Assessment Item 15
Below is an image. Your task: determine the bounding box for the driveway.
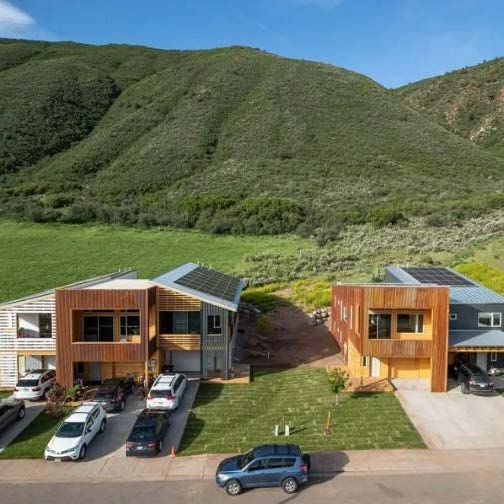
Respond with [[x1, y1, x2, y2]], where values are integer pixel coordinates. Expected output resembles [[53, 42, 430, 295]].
[[394, 379, 504, 449], [86, 379, 199, 459], [0, 398, 45, 453]]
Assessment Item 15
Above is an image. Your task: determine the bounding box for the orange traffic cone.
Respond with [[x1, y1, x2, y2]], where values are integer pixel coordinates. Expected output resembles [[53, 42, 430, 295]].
[[170, 445, 176, 458]]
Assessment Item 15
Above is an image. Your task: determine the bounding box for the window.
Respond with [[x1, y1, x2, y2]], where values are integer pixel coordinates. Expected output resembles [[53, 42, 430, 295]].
[[38, 314, 52, 338], [478, 312, 502, 328], [368, 313, 392, 339], [267, 458, 296, 468], [159, 312, 200, 334], [208, 315, 221, 334], [83, 314, 113, 342], [450, 313, 458, 321], [397, 313, 424, 333], [247, 459, 267, 472], [491, 352, 498, 362], [361, 356, 368, 367], [120, 312, 140, 339], [343, 306, 348, 322]]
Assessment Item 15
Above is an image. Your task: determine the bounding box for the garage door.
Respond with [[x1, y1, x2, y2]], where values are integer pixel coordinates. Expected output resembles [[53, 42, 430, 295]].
[[171, 351, 201, 372], [389, 358, 431, 379]]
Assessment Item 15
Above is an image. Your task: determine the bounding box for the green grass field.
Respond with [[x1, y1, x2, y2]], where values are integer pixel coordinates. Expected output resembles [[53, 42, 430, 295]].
[[0, 220, 312, 303], [0, 407, 73, 459], [0, 391, 12, 399], [178, 368, 426, 455]]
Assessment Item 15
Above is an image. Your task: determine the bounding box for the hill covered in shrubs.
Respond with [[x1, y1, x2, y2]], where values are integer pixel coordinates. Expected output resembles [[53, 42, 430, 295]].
[[0, 39, 503, 241]]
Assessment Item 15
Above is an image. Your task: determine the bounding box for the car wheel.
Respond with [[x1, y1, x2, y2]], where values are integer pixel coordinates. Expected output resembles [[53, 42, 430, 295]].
[[79, 444, 87, 460], [17, 406, 25, 420], [99, 419, 106, 434], [225, 479, 242, 496], [282, 477, 299, 494]]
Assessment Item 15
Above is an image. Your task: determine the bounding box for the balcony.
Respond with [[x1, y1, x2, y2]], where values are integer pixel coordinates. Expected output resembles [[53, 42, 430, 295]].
[[158, 334, 201, 351]]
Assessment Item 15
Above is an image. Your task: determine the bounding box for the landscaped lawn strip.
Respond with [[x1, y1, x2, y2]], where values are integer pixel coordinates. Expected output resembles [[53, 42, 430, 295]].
[[0, 391, 13, 399], [0, 406, 73, 459], [179, 368, 425, 455]]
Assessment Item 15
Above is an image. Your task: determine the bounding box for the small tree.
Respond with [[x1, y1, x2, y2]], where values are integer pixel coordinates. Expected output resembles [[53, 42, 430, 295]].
[[327, 368, 350, 406], [46, 383, 66, 418]]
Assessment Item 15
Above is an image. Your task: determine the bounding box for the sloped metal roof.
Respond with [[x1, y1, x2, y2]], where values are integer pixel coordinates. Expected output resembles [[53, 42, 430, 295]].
[[450, 329, 504, 348], [153, 262, 244, 312], [385, 266, 504, 305]]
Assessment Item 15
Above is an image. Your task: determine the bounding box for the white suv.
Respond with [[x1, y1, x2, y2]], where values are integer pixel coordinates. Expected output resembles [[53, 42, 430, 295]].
[[45, 402, 107, 461], [14, 369, 56, 401], [146, 373, 187, 410]]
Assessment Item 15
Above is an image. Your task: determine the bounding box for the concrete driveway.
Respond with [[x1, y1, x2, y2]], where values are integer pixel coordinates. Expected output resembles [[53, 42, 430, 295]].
[[394, 380, 504, 449], [86, 379, 199, 460]]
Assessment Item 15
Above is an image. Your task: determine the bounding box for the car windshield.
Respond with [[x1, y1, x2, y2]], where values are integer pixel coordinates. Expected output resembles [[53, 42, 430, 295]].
[[17, 379, 38, 387], [95, 392, 114, 400], [129, 426, 156, 442], [238, 450, 255, 468], [149, 389, 171, 398], [56, 422, 84, 438]]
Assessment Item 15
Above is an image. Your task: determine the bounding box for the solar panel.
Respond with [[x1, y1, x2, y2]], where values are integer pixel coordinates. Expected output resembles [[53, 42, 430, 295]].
[[174, 266, 241, 303], [403, 267, 473, 286]]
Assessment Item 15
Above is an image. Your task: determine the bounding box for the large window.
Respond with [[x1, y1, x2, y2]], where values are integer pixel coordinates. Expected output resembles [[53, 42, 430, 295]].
[[368, 313, 391, 339], [478, 312, 502, 328], [83, 314, 113, 342], [397, 313, 424, 333], [159, 311, 200, 334]]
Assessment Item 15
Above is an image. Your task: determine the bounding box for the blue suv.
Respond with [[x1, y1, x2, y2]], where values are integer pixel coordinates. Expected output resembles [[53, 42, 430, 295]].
[[215, 444, 310, 496]]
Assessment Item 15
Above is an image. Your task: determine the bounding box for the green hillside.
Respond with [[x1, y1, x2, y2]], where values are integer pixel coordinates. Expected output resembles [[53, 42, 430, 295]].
[[396, 57, 504, 159], [1, 39, 503, 239]]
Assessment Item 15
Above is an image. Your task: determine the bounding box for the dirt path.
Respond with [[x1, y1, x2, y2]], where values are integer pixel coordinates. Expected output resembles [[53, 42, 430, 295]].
[[243, 305, 343, 368]]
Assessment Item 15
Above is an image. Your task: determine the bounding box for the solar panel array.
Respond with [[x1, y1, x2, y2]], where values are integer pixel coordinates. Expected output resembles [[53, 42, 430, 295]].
[[403, 267, 473, 286], [174, 266, 241, 302]]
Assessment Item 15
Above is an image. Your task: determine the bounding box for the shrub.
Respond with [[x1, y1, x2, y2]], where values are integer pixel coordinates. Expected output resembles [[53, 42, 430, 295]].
[[46, 383, 66, 418], [368, 207, 407, 227]]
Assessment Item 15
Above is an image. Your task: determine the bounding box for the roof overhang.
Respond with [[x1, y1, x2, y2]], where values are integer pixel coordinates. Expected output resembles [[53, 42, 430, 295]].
[[449, 329, 504, 349]]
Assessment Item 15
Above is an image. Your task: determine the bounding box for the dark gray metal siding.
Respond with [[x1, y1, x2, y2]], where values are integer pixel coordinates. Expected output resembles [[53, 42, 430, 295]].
[[201, 302, 230, 379], [449, 303, 504, 331]]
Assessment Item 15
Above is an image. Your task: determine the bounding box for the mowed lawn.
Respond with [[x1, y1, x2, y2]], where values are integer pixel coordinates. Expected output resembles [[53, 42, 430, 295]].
[[0, 407, 73, 459], [178, 368, 426, 455], [0, 220, 312, 303]]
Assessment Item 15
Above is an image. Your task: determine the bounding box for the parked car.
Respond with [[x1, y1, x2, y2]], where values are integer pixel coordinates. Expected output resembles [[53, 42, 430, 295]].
[[146, 373, 187, 410], [215, 444, 310, 496], [44, 402, 106, 461], [94, 380, 127, 412], [457, 363, 494, 395], [101, 377, 134, 396], [0, 398, 25, 433], [13, 369, 56, 401], [125, 409, 170, 457]]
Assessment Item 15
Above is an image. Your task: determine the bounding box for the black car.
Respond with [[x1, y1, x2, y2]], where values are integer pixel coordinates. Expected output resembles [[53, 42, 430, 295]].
[[101, 377, 134, 396], [0, 398, 25, 433], [457, 363, 494, 395], [94, 381, 126, 412], [126, 409, 170, 456]]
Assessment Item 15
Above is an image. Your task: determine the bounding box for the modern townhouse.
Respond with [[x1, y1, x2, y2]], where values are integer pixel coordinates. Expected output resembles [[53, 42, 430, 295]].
[[331, 267, 504, 392], [0, 263, 244, 389]]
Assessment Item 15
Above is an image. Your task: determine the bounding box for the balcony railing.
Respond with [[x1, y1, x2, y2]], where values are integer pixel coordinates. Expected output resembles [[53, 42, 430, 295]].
[[157, 334, 201, 351]]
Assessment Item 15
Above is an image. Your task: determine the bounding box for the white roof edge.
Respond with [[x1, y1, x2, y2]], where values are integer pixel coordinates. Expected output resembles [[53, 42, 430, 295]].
[[0, 269, 137, 310]]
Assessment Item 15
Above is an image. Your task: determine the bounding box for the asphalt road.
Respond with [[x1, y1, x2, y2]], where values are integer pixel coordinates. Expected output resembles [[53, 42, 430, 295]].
[[3, 470, 504, 504]]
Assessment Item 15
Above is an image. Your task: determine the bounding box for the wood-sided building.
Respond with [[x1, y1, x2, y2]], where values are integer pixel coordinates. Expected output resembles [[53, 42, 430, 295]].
[[55, 263, 244, 388], [332, 282, 449, 392]]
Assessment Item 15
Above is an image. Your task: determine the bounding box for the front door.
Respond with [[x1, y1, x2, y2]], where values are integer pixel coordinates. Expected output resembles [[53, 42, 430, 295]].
[[370, 357, 380, 378], [88, 363, 101, 383], [242, 459, 268, 488]]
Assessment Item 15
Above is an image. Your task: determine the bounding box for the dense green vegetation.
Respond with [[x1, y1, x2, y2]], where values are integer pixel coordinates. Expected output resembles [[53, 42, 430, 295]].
[[397, 57, 504, 158], [179, 368, 425, 454], [0, 220, 311, 302], [1, 39, 503, 239]]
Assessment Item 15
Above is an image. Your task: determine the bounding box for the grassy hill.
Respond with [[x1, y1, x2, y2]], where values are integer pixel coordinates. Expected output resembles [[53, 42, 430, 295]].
[[0, 39, 504, 239], [396, 57, 504, 159]]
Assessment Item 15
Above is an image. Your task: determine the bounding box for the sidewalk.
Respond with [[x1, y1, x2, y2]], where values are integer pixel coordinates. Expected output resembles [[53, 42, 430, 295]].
[[2, 448, 504, 483]]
